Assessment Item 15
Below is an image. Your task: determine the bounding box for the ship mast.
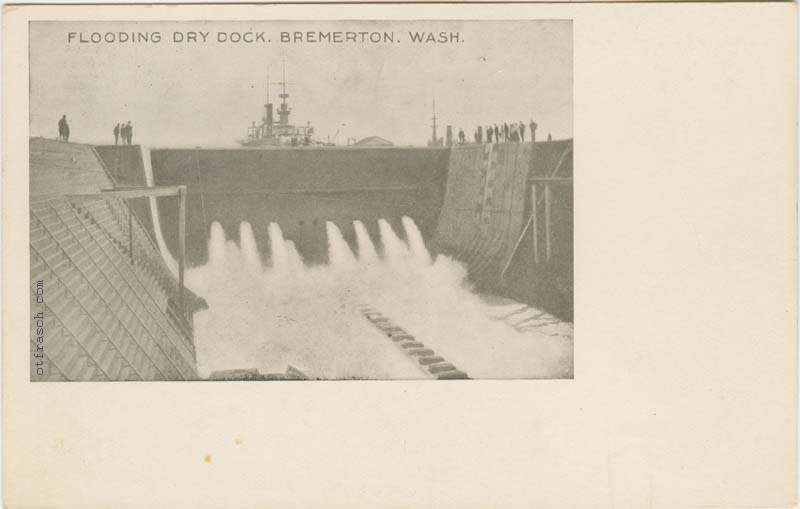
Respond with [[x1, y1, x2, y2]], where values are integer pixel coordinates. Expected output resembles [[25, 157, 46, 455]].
[[431, 98, 438, 146], [273, 58, 293, 126], [282, 58, 286, 105]]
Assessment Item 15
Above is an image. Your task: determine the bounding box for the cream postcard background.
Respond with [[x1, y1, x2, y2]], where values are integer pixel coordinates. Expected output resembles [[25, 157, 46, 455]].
[[3, 3, 797, 508]]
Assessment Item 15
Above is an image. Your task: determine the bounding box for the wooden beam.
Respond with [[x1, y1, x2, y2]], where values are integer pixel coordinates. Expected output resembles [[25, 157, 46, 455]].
[[178, 186, 187, 319], [102, 186, 185, 198], [544, 183, 552, 261], [197, 185, 421, 195], [549, 147, 573, 178], [532, 183, 539, 265], [496, 181, 546, 281], [72, 185, 420, 201], [69, 185, 185, 201]]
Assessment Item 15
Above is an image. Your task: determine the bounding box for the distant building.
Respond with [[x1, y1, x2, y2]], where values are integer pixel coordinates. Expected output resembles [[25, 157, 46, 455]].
[[353, 136, 394, 147]]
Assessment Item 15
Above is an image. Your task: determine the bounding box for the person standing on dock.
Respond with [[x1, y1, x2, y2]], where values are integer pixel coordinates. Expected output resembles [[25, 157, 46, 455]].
[[57, 115, 69, 141], [125, 121, 133, 145], [547, 132, 552, 142], [458, 128, 465, 145], [529, 120, 538, 142], [494, 124, 500, 143], [503, 122, 509, 141], [486, 125, 493, 143], [519, 121, 526, 142], [113, 123, 120, 145]]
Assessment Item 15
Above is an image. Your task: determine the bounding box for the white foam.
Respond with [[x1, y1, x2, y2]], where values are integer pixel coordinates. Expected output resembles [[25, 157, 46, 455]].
[[187, 217, 573, 379], [354, 220, 378, 264], [377, 219, 409, 264], [402, 215, 432, 266], [326, 221, 357, 267]]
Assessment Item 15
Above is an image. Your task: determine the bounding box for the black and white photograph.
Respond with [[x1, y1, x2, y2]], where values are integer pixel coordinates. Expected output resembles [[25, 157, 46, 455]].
[[29, 20, 574, 381], [6, 3, 798, 508]]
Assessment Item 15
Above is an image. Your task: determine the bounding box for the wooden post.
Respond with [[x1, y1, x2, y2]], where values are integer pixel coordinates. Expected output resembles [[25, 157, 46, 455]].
[[544, 183, 552, 261], [531, 183, 539, 265], [178, 185, 187, 318], [128, 201, 134, 264]]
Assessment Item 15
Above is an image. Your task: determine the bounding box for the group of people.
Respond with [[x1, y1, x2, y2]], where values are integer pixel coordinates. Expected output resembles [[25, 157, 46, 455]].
[[57, 115, 70, 142], [55, 116, 136, 145], [456, 120, 552, 146], [113, 122, 134, 145]]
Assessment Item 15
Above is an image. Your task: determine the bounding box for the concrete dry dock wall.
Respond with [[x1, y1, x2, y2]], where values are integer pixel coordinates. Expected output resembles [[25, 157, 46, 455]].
[[30, 137, 112, 201], [145, 147, 449, 266], [432, 140, 573, 320], [94, 141, 572, 319], [94, 145, 154, 234], [432, 142, 533, 280], [29, 138, 200, 381]]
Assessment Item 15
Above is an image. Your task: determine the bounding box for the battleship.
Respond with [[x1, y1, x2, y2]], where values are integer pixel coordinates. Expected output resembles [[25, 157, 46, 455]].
[[238, 62, 324, 147]]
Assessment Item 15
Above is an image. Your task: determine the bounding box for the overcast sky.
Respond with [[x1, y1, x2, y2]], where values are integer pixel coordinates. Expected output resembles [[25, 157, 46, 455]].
[[30, 20, 572, 147]]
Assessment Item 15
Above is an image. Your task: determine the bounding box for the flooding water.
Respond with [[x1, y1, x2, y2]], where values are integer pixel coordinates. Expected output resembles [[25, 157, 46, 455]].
[[186, 216, 573, 379]]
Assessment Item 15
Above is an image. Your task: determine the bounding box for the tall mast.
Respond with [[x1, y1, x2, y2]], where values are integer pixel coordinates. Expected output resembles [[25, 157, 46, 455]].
[[272, 58, 292, 125], [431, 98, 438, 145], [282, 58, 287, 105]]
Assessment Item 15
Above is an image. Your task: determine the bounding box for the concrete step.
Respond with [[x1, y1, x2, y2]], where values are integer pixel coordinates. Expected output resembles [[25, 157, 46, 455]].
[[428, 363, 457, 374], [30, 192, 198, 381], [418, 356, 445, 365], [60, 346, 90, 380], [34, 241, 63, 261], [88, 338, 116, 374], [436, 371, 469, 380]]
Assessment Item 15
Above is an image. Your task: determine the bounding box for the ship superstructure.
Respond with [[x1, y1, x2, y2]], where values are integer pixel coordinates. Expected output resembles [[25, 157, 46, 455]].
[[239, 61, 319, 147]]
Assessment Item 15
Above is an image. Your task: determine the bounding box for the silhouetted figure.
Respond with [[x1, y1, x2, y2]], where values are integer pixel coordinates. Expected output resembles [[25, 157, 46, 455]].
[[529, 120, 538, 142], [113, 123, 120, 145], [125, 121, 133, 145], [547, 132, 552, 142], [494, 124, 500, 143], [486, 125, 493, 143], [476, 126, 483, 144], [510, 124, 519, 142], [503, 122, 509, 141], [458, 128, 465, 144], [57, 115, 69, 141], [519, 122, 526, 142]]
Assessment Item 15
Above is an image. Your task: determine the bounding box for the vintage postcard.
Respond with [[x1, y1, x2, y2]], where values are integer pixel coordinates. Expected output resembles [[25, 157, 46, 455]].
[[27, 19, 573, 381], [3, 3, 796, 509]]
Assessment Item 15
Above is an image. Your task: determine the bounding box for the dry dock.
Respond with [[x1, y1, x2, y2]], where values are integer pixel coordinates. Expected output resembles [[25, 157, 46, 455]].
[[31, 137, 573, 381]]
